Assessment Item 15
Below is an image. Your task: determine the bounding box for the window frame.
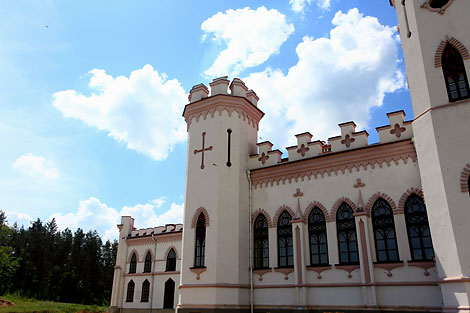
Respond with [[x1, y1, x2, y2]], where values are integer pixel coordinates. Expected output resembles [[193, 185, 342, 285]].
[[126, 280, 135, 302], [141, 279, 150, 302], [336, 202, 359, 265], [404, 194, 434, 261], [371, 198, 400, 263], [129, 253, 137, 274], [277, 211, 294, 268], [253, 214, 270, 269], [194, 213, 206, 268], [442, 44, 470, 102], [166, 248, 177, 272], [308, 207, 329, 266], [143, 252, 152, 273]]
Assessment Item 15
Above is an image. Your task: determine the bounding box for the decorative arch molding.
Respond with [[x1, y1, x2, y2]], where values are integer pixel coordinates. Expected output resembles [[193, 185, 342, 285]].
[[273, 205, 295, 226], [421, 0, 455, 15], [128, 249, 139, 263], [251, 208, 273, 228], [365, 192, 399, 216], [191, 207, 210, 228], [143, 248, 154, 261], [435, 37, 470, 68], [398, 187, 425, 213], [460, 164, 470, 193], [164, 246, 179, 259], [330, 197, 357, 222], [303, 201, 331, 223]]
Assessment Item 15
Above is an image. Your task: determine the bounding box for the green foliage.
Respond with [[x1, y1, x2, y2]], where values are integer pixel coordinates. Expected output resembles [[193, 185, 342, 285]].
[[0, 294, 107, 313], [0, 210, 118, 306]]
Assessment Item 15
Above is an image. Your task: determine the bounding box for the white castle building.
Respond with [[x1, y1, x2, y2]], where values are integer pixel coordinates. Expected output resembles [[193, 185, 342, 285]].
[[109, 1, 470, 312]]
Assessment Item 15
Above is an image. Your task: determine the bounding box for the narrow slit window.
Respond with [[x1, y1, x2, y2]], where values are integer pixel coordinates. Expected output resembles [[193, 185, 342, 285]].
[[194, 213, 206, 267], [226, 129, 232, 167]]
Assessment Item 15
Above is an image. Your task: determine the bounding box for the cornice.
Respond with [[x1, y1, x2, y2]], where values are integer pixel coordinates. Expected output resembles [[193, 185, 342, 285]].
[[182, 95, 265, 131], [251, 140, 417, 189], [127, 232, 182, 245]]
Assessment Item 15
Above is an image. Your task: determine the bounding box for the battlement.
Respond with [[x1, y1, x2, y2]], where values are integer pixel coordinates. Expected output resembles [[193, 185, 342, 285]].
[[188, 76, 259, 106], [118, 216, 183, 238], [249, 110, 413, 169]]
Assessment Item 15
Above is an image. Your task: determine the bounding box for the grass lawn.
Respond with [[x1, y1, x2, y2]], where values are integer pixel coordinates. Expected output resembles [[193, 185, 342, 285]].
[[0, 295, 107, 313]]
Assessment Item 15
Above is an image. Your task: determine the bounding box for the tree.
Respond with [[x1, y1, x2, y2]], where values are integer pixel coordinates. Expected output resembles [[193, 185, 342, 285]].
[[0, 210, 19, 294]]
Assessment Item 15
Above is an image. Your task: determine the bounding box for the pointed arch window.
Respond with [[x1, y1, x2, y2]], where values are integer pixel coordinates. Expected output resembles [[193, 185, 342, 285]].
[[308, 207, 328, 265], [166, 249, 177, 271], [129, 253, 137, 274], [277, 211, 293, 267], [126, 280, 135, 302], [442, 44, 469, 102], [194, 213, 206, 267], [372, 198, 399, 262], [405, 194, 434, 261], [254, 215, 269, 269], [336, 203, 359, 264], [141, 279, 150, 302], [144, 252, 152, 273]]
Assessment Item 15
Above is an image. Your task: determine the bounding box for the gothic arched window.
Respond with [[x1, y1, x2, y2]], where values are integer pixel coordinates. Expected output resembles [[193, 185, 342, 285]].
[[253, 214, 269, 269], [141, 279, 150, 302], [144, 251, 152, 273], [126, 280, 135, 302], [277, 211, 293, 267], [194, 213, 206, 267], [129, 253, 137, 274], [442, 44, 469, 102], [405, 194, 434, 261], [336, 203, 359, 264], [166, 249, 177, 271], [372, 198, 399, 262], [308, 207, 328, 265]]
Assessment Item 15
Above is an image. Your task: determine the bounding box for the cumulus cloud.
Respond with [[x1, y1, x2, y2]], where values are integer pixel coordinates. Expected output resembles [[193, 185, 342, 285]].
[[13, 153, 59, 179], [53, 65, 187, 161], [4, 210, 33, 227], [244, 8, 404, 148], [290, 0, 331, 12], [202, 6, 294, 77], [49, 197, 183, 241]]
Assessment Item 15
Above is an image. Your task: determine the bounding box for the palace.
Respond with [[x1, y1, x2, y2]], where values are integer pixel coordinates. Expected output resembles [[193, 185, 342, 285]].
[[109, 1, 470, 312]]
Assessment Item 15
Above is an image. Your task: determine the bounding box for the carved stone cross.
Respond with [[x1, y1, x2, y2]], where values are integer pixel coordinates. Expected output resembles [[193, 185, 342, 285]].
[[354, 178, 365, 188], [341, 134, 355, 148], [390, 123, 406, 138], [297, 144, 310, 157], [293, 188, 303, 198], [258, 152, 269, 165], [194, 132, 213, 169]]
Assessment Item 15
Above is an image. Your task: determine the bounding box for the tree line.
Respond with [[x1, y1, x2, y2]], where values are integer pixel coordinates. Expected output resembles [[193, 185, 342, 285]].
[[0, 210, 118, 306]]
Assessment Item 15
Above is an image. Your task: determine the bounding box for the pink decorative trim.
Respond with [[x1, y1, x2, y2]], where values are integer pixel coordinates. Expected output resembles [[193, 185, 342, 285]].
[[304, 201, 330, 223], [164, 246, 179, 259], [358, 220, 371, 283], [274, 267, 294, 280], [127, 233, 182, 245], [407, 261, 435, 276], [390, 123, 406, 138], [422, 0, 455, 15], [297, 144, 310, 156], [295, 226, 303, 284], [273, 205, 295, 226], [398, 188, 424, 214], [179, 283, 249, 289], [194, 132, 213, 170], [335, 264, 360, 278], [306, 265, 332, 279], [183, 95, 264, 131], [142, 248, 154, 261], [374, 262, 404, 277], [251, 140, 417, 189], [153, 271, 180, 275], [258, 152, 269, 164], [251, 208, 273, 228], [460, 164, 470, 193], [253, 268, 272, 281], [253, 281, 438, 289], [128, 249, 139, 262], [341, 134, 355, 148], [190, 267, 207, 280], [330, 197, 357, 221], [435, 37, 470, 68], [191, 207, 210, 228], [439, 276, 470, 284], [365, 192, 399, 216], [114, 265, 121, 269]]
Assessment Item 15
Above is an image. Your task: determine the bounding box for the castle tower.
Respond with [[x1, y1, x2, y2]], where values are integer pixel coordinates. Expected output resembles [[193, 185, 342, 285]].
[[390, 0, 470, 310], [178, 77, 264, 313]]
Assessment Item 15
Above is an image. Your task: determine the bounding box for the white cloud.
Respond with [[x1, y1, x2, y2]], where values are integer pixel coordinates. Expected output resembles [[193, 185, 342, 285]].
[[52, 65, 188, 161], [290, 0, 331, 13], [3, 210, 33, 227], [49, 196, 183, 241], [13, 153, 59, 179], [202, 6, 294, 77], [244, 8, 404, 149]]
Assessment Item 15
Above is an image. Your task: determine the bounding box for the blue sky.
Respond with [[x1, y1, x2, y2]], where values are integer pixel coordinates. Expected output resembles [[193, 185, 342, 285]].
[[0, 0, 412, 240]]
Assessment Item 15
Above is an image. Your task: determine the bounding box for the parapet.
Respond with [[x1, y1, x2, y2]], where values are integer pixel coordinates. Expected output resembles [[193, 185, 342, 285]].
[[127, 221, 183, 239], [249, 112, 413, 170], [188, 76, 258, 107]]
